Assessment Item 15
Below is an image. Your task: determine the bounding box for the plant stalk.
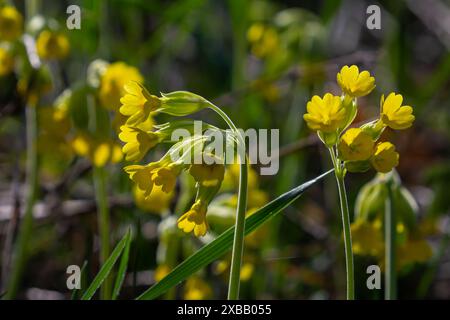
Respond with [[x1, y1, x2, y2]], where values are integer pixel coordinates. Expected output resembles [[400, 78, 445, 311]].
[[329, 148, 355, 300], [207, 102, 248, 300], [385, 180, 396, 299]]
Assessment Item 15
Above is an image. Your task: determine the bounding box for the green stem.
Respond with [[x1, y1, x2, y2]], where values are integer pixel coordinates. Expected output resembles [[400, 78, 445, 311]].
[[385, 180, 396, 299], [5, 1, 41, 298], [207, 102, 248, 300], [93, 166, 111, 299], [5, 105, 38, 299], [329, 148, 355, 300], [228, 0, 248, 90]]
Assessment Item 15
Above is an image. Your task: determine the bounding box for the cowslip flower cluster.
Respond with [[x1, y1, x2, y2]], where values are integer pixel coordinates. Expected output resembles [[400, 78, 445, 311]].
[[303, 65, 414, 174], [36, 30, 70, 60], [118, 80, 230, 237]]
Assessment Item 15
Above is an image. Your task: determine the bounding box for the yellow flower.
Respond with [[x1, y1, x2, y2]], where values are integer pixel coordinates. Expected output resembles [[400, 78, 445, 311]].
[[125, 160, 181, 196], [0, 47, 13, 76], [214, 260, 255, 282], [71, 134, 122, 167], [351, 220, 383, 256], [247, 23, 279, 58], [397, 238, 432, 270], [380, 93, 415, 130], [99, 62, 144, 110], [0, 6, 23, 41], [134, 185, 173, 214], [247, 23, 265, 43], [337, 65, 375, 97], [338, 128, 374, 161], [93, 142, 122, 167], [177, 200, 208, 237], [303, 93, 347, 133], [371, 142, 399, 173], [189, 162, 225, 187], [118, 125, 160, 161], [154, 264, 171, 282], [183, 277, 212, 300], [119, 81, 161, 126], [36, 30, 70, 60]]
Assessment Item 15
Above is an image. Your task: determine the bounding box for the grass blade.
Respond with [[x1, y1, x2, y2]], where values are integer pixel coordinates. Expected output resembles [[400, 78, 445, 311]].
[[137, 170, 332, 300], [81, 229, 131, 300], [112, 230, 132, 300]]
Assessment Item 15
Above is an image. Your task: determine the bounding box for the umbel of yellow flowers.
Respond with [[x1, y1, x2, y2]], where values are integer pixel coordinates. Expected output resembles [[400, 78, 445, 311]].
[[303, 65, 414, 174], [118, 80, 230, 237]]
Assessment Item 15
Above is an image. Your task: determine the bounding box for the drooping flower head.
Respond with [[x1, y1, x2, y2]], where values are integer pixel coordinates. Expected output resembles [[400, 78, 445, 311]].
[[177, 154, 225, 237], [183, 276, 213, 300], [370, 142, 399, 173], [133, 184, 173, 214], [303, 93, 347, 133], [36, 30, 70, 60], [380, 93, 415, 130], [247, 23, 279, 58], [397, 238, 432, 270], [118, 125, 161, 161], [0, 6, 23, 41], [99, 62, 144, 110], [351, 220, 383, 256], [177, 200, 209, 237], [337, 65, 375, 97], [124, 159, 183, 197], [338, 128, 374, 161], [189, 155, 225, 187], [119, 81, 161, 126]]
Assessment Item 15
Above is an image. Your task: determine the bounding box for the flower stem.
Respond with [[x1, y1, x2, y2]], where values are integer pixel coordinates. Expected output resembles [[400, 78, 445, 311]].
[[207, 102, 248, 300], [5, 2, 41, 297], [329, 148, 355, 300], [5, 105, 38, 299], [227, 161, 248, 299], [385, 179, 396, 299], [93, 166, 112, 299]]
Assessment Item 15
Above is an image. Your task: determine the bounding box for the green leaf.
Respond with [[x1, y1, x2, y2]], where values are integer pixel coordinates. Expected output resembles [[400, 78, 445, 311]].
[[112, 230, 132, 300], [136, 170, 333, 300], [81, 229, 131, 300]]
